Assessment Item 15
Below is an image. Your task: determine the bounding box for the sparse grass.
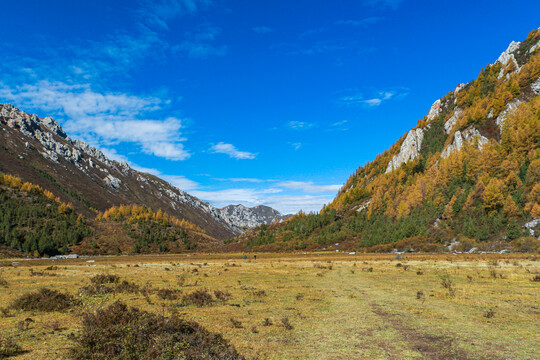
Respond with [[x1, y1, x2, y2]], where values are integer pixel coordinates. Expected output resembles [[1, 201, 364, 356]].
[[0, 252, 538, 359]]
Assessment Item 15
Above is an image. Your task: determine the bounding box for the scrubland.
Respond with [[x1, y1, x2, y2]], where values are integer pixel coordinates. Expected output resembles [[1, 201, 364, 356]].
[[0, 252, 539, 359]]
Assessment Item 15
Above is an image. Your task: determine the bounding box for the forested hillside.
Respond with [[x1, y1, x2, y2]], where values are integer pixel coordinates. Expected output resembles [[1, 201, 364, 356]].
[[234, 29, 540, 252], [0, 173, 221, 257]]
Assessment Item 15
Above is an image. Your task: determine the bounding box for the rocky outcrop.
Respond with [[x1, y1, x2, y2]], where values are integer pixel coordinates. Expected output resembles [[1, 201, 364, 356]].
[[427, 100, 442, 122], [495, 41, 521, 79], [440, 126, 488, 159], [531, 76, 540, 95], [495, 99, 522, 133], [220, 204, 289, 229], [385, 128, 424, 173], [444, 108, 462, 134], [0, 103, 243, 239]]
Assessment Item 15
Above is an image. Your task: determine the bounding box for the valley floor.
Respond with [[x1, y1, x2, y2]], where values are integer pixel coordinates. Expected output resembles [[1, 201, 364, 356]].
[[0, 253, 539, 359]]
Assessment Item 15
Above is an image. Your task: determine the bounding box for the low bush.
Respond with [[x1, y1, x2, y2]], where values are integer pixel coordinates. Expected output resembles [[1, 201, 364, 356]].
[[90, 274, 120, 285], [10, 288, 78, 312], [70, 301, 244, 360], [214, 290, 232, 302], [183, 290, 214, 307], [157, 288, 182, 300], [0, 335, 23, 357]]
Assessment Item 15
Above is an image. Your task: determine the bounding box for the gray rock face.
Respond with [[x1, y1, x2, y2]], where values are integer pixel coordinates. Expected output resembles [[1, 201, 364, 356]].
[[220, 204, 289, 229], [444, 108, 462, 134], [426, 99, 442, 122], [440, 126, 488, 159], [531, 76, 540, 95], [0, 102, 244, 237], [385, 128, 424, 173], [495, 41, 521, 76], [495, 99, 522, 132]]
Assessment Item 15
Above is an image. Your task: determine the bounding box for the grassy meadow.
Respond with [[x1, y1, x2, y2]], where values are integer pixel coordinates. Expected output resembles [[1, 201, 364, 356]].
[[0, 252, 539, 359]]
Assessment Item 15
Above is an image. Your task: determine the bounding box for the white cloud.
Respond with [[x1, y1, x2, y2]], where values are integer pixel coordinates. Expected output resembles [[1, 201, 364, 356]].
[[210, 142, 256, 159], [190, 188, 334, 214], [338, 88, 407, 108], [0, 80, 190, 161], [289, 142, 302, 150], [161, 175, 200, 191], [278, 181, 341, 194], [287, 121, 315, 130]]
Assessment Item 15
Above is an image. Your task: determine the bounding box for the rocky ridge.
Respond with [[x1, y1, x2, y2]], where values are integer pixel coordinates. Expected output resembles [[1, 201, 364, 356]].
[[0, 103, 243, 239], [220, 204, 290, 229], [384, 34, 540, 174]]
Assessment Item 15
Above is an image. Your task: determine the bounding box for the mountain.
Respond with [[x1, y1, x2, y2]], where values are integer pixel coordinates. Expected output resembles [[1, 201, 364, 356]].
[[0, 103, 243, 240], [233, 29, 540, 252], [220, 204, 290, 229]]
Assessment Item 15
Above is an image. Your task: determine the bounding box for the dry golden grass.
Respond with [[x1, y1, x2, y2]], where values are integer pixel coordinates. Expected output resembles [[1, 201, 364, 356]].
[[0, 252, 539, 359]]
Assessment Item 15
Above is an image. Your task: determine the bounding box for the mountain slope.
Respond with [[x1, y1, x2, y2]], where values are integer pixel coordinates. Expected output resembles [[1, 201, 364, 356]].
[[220, 204, 290, 229], [233, 29, 540, 252], [0, 104, 242, 240]]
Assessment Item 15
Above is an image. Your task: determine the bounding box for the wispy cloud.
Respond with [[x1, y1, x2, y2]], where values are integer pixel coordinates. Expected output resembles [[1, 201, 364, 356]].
[[173, 24, 227, 58], [0, 81, 190, 161], [140, 0, 213, 30], [278, 181, 341, 194], [330, 120, 350, 131], [253, 26, 273, 34], [191, 188, 335, 214], [338, 88, 408, 108], [335, 17, 384, 27], [287, 121, 315, 130], [289, 142, 302, 150], [161, 175, 200, 191], [210, 142, 256, 159], [215, 178, 271, 183], [364, 0, 404, 10]]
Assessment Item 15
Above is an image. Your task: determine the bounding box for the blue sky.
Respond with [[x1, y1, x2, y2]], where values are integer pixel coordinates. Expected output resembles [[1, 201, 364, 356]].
[[1, 0, 539, 214]]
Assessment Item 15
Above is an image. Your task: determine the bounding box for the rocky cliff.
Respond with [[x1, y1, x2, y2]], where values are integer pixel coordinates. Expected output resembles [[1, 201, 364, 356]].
[[0, 104, 242, 239], [220, 204, 289, 229]]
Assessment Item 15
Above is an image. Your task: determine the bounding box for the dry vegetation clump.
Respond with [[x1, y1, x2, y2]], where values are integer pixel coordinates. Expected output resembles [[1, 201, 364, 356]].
[[214, 290, 232, 302], [10, 288, 78, 312], [0, 276, 7, 288], [70, 301, 245, 360], [0, 335, 24, 357], [90, 274, 120, 285], [183, 289, 215, 307], [440, 274, 456, 297], [229, 318, 243, 329], [281, 317, 293, 330], [114, 280, 140, 293], [80, 277, 140, 296], [79, 284, 115, 296], [156, 288, 183, 300]]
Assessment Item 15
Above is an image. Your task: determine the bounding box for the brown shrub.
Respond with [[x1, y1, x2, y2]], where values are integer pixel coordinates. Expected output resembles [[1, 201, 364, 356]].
[[90, 274, 120, 285], [229, 318, 243, 329], [70, 301, 244, 360], [10, 288, 78, 312], [213, 290, 232, 302], [183, 290, 214, 307], [281, 317, 293, 330], [156, 288, 182, 300], [0, 335, 23, 357]]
